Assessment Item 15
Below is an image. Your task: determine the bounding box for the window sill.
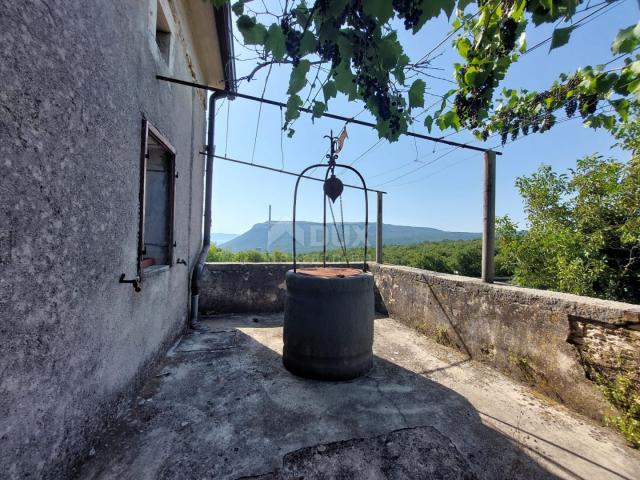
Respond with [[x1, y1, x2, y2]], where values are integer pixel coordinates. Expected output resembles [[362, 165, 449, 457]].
[[144, 265, 170, 277]]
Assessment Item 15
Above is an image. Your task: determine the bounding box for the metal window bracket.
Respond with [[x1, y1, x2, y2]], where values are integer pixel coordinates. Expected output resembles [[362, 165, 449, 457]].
[[119, 273, 141, 292]]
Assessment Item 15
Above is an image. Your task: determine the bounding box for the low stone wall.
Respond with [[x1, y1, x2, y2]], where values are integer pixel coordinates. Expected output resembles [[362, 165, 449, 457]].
[[371, 264, 640, 421], [200, 262, 640, 420], [199, 263, 348, 313]]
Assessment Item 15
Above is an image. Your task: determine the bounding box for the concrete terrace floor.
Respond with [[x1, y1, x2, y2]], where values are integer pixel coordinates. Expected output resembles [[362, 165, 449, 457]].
[[77, 314, 640, 480]]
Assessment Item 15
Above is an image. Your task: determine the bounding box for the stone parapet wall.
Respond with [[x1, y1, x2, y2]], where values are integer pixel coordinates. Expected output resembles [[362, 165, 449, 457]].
[[199, 263, 349, 313], [201, 262, 640, 420], [370, 264, 640, 421]]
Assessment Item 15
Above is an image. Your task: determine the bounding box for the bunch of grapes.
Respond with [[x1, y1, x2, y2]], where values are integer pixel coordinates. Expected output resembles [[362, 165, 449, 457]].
[[499, 18, 518, 52], [564, 96, 577, 118], [392, 0, 424, 30], [500, 127, 509, 145], [578, 93, 598, 118], [285, 31, 302, 63], [540, 111, 555, 132], [510, 119, 520, 141]]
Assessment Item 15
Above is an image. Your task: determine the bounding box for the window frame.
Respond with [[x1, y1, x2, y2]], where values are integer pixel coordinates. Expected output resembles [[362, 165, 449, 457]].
[[138, 118, 176, 280]]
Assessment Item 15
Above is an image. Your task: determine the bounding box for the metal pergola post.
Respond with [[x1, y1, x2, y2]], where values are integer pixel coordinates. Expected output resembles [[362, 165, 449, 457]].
[[481, 150, 496, 283], [376, 192, 383, 264]]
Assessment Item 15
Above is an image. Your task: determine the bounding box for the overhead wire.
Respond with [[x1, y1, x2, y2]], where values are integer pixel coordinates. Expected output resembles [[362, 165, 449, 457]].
[[523, 0, 627, 55], [251, 63, 273, 164], [378, 104, 614, 189]]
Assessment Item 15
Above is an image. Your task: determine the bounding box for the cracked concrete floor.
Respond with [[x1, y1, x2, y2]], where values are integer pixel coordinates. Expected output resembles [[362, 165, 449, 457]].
[[77, 314, 640, 480]]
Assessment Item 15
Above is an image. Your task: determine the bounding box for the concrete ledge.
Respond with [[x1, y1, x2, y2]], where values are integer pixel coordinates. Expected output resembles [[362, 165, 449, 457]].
[[201, 262, 640, 421], [371, 263, 640, 326]]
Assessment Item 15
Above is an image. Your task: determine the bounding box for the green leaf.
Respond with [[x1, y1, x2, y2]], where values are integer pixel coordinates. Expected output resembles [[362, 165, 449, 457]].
[[326, 0, 349, 18], [299, 31, 317, 55], [285, 94, 302, 123], [455, 37, 471, 59], [458, 0, 474, 13], [408, 79, 426, 109], [265, 24, 286, 60], [436, 110, 461, 131], [333, 61, 357, 99], [287, 60, 311, 95], [378, 33, 402, 70], [611, 99, 630, 122], [362, 0, 394, 23], [336, 34, 354, 63], [464, 66, 488, 88], [612, 23, 640, 54], [549, 26, 575, 52], [416, 0, 456, 31], [322, 81, 338, 101], [312, 101, 326, 119], [231, 1, 244, 16], [236, 15, 267, 45], [424, 115, 434, 133]]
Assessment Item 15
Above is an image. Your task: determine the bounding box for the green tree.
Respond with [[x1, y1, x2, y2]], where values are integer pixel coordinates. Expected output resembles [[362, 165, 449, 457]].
[[497, 114, 640, 302]]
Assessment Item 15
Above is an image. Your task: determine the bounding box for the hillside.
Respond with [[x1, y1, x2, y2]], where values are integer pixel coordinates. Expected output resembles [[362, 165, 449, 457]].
[[220, 221, 480, 253]]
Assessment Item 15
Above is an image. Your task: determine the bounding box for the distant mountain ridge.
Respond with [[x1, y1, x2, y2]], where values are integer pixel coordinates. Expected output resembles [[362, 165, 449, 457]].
[[211, 233, 238, 245], [220, 221, 480, 253]]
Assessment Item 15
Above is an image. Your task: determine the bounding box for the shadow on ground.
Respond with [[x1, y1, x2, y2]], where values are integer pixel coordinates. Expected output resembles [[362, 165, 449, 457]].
[[75, 314, 574, 479]]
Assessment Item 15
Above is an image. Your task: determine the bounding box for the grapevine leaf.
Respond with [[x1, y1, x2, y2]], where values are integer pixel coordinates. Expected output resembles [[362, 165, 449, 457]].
[[379, 35, 402, 69], [333, 62, 357, 99], [299, 31, 317, 55], [416, 0, 456, 31], [312, 101, 326, 119], [265, 24, 286, 60], [231, 1, 244, 16], [612, 23, 640, 54], [549, 26, 575, 52], [231, 0, 244, 17], [424, 115, 434, 133], [610, 99, 629, 122], [326, 0, 349, 18], [458, 0, 474, 12], [236, 15, 267, 45], [336, 34, 354, 63], [393, 54, 410, 85], [322, 81, 338, 101], [285, 94, 302, 123], [287, 59, 311, 95], [455, 37, 471, 59], [436, 110, 461, 131], [291, 5, 309, 25], [362, 0, 394, 24], [408, 79, 426, 109]]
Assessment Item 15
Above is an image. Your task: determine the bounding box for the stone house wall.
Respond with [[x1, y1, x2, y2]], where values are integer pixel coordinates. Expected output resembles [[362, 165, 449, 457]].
[[0, 1, 223, 477]]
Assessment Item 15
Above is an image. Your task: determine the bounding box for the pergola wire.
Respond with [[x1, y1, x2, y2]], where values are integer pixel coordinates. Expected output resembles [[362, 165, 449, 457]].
[[156, 75, 500, 155], [202, 152, 387, 194]]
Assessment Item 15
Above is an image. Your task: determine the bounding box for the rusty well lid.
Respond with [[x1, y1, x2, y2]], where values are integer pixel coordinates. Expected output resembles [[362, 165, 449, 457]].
[[295, 267, 365, 278]]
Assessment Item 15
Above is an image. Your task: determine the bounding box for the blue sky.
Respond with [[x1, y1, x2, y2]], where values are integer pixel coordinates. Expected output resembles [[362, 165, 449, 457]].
[[211, 1, 638, 235]]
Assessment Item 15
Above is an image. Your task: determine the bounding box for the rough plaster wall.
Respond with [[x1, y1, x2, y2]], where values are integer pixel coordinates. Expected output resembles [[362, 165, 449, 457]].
[[0, 1, 208, 478], [199, 263, 640, 421]]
